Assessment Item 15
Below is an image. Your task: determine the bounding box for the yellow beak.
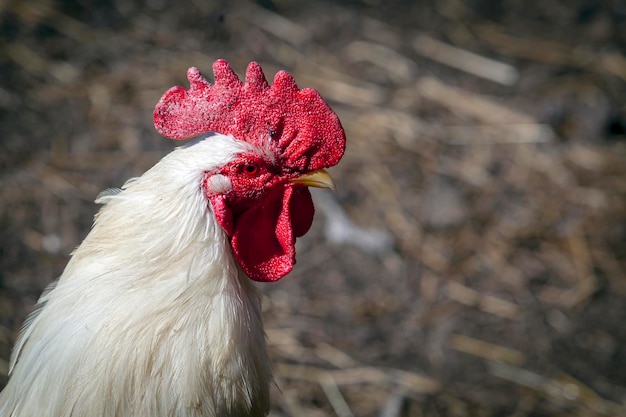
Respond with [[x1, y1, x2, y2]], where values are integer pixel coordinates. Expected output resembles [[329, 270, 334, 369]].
[[290, 169, 336, 190]]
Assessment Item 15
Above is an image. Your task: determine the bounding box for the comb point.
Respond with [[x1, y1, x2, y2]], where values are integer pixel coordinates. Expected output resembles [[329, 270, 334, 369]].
[[187, 67, 208, 90], [272, 71, 298, 94], [213, 59, 240, 87], [245, 62, 268, 90]]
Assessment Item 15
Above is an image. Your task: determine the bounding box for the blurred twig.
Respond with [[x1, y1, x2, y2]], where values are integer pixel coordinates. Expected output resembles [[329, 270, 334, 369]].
[[413, 34, 519, 85]]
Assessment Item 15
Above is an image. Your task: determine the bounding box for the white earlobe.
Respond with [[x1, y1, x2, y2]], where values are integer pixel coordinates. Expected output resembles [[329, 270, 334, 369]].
[[206, 174, 232, 194]]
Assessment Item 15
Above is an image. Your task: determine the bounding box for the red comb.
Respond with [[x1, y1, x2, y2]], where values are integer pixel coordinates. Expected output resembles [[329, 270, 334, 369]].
[[154, 60, 346, 172]]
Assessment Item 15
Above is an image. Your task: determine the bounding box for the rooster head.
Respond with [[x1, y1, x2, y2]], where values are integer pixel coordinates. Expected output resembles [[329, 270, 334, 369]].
[[153, 60, 346, 282]]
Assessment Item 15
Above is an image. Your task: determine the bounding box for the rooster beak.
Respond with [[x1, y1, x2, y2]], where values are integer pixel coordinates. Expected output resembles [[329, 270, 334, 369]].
[[290, 169, 336, 190]]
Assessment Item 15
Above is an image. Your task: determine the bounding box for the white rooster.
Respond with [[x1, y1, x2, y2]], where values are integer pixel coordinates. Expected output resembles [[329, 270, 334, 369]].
[[0, 60, 346, 417]]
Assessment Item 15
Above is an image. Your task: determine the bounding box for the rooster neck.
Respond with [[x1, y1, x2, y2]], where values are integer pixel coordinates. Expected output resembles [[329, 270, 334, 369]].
[[2, 139, 273, 417], [63, 230, 272, 417]]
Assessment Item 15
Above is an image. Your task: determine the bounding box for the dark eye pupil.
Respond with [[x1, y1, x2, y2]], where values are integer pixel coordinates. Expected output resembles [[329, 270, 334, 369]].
[[244, 165, 258, 174]]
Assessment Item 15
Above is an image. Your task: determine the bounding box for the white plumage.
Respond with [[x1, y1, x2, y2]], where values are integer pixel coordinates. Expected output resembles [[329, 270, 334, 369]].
[[1, 135, 272, 417]]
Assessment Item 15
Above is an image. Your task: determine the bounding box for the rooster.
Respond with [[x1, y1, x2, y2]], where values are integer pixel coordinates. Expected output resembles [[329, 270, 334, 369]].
[[0, 59, 346, 417]]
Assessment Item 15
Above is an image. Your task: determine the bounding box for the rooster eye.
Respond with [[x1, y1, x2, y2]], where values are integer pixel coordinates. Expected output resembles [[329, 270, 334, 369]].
[[243, 164, 259, 175]]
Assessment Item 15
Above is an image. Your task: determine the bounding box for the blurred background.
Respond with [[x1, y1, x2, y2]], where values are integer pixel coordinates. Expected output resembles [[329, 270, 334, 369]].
[[1, 1, 626, 416]]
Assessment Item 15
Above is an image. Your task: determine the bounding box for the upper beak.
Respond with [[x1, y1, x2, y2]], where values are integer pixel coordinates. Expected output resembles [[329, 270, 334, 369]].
[[290, 169, 336, 190]]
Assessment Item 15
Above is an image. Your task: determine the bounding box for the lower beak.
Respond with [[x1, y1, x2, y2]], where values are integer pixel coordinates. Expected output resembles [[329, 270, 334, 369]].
[[290, 169, 336, 190]]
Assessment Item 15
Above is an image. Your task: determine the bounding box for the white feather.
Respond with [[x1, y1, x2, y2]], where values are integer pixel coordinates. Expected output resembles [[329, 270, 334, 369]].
[[0, 134, 272, 417]]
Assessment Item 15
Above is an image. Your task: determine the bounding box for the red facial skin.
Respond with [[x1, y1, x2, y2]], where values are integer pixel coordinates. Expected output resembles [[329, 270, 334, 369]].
[[203, 154, 314, 282]]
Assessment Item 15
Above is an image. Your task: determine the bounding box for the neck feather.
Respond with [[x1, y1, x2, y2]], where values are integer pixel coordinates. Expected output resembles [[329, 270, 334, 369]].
[[1, 139, 272, 417]]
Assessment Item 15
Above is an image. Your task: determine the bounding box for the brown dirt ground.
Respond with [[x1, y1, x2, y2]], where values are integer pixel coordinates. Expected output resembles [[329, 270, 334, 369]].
[[1, 1, 626, 416]]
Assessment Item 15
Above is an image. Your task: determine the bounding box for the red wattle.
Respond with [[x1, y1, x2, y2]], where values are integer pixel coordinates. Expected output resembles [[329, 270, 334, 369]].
[[230, 186, 314, 282]]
